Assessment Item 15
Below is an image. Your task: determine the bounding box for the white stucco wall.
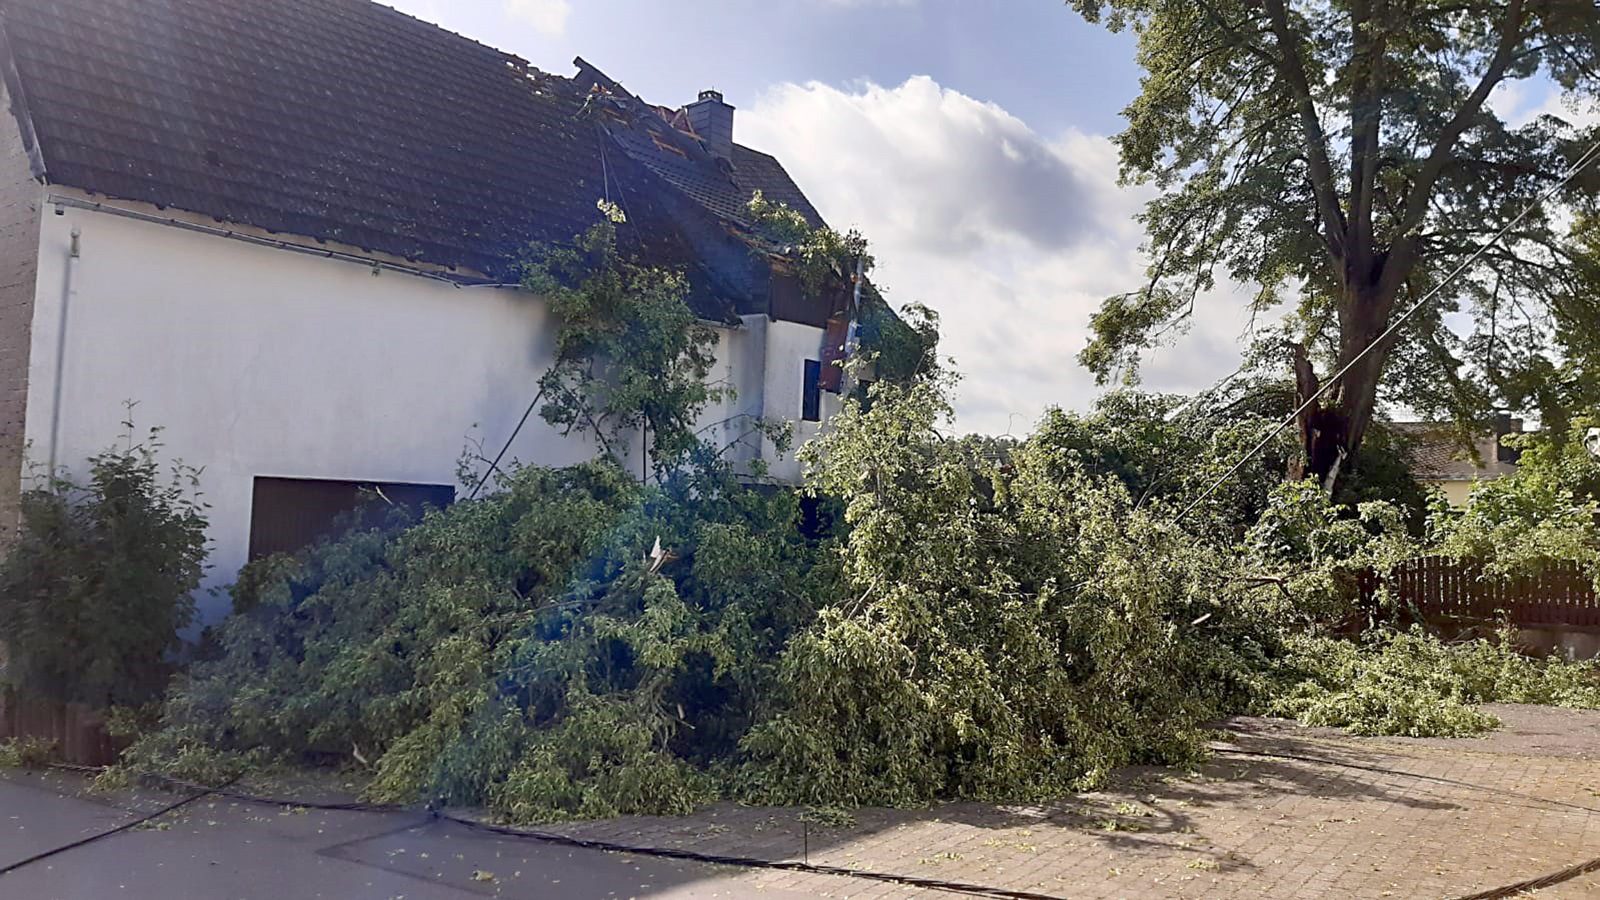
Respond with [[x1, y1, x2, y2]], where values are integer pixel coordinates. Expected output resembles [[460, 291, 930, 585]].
[[23, 198, 812, 620], [760, 319, 841, 483]]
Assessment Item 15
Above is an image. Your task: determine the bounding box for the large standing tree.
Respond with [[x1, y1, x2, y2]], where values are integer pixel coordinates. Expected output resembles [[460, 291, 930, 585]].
[[1072, 0, 1600, 483]]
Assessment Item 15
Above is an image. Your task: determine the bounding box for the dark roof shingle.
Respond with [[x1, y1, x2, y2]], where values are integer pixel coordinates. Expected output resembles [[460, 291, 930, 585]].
[[0, 0, 823, 318]]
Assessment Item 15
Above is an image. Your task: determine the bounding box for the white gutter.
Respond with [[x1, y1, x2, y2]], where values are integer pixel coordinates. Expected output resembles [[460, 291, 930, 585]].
[[46, 194, 468, 287]]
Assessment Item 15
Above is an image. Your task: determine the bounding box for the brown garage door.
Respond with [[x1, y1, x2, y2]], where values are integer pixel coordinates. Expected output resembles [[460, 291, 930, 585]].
[[247, 476, 455, 560]]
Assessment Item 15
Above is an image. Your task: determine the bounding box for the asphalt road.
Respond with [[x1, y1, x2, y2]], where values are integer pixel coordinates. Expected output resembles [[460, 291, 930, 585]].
[[0, 773, 815, 900]]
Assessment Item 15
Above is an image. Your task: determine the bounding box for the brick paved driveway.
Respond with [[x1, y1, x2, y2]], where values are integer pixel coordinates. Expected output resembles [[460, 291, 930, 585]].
[[527, 704, 1600, 899], [4, 704, 1596, 899]]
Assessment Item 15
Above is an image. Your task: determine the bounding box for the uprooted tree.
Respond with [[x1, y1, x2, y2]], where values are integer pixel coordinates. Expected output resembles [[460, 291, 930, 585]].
[[1071, 0, 1600, 484]]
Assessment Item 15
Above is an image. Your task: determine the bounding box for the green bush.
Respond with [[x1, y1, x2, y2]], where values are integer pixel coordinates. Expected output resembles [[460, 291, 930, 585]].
[[0, 428, 207, 708], [0, 736, 58, 768]]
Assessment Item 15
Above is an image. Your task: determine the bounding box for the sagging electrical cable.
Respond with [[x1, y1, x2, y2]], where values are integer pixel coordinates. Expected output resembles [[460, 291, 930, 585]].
[[465, 387, 546, 501]]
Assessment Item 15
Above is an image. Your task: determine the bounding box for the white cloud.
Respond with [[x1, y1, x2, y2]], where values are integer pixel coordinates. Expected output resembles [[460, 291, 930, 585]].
[[1528, 90, 1600, 131], [739, 77, 1251, 434], [1488, 78, 1599, 131], [503, 0, 570, 36]]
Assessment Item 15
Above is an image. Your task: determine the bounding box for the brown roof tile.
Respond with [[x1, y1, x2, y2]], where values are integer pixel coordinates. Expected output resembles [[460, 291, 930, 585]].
[[1390, 422, 1518, 482]]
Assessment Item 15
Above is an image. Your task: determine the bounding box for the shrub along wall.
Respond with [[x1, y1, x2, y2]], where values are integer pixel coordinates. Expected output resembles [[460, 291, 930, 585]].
[[0, 427, 206, 764]]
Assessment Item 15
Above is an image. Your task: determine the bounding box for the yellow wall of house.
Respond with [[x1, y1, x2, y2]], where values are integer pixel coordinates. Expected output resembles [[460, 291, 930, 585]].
[[1429, 480, 1478, 507]]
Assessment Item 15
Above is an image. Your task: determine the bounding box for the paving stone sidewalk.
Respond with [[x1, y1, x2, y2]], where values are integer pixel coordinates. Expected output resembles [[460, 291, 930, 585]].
[[6, 705, 1596, 898], [524, 705, 1600, 899]]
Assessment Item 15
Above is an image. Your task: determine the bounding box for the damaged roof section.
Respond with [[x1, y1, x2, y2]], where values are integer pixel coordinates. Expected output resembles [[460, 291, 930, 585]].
[[0, 0, 825, 320], [573, 57, 825, 232]]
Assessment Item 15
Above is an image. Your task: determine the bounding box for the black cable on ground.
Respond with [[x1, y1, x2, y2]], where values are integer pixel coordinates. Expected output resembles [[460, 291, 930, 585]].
[[24, 760, 1600, 900], [1449, 855, 1600, 900], [436, 811, 1069, 900], [0, 775, 236, 877], [1452, 851, 1600, 890], [1214, 747, 1600, 899], [34, 765, 1070, 900]]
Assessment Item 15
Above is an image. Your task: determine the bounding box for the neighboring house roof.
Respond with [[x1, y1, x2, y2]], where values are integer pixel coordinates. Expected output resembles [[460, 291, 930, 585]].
[[0, 0, 823, 319], [1390, 422, 1518, 483]]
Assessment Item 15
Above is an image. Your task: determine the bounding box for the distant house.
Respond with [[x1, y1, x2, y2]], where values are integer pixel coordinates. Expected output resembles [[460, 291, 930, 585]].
[[0, 0, 853, 616], [1391, 416, 1524, 506]]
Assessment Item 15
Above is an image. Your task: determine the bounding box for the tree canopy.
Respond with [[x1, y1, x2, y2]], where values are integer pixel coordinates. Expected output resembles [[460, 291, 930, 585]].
[[1071, 0, 1600, 481]]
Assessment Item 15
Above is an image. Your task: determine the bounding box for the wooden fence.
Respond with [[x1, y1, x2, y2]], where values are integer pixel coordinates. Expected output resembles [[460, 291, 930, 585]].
[[1363, 556, 1600, 631], [0, 690, 121, 766]]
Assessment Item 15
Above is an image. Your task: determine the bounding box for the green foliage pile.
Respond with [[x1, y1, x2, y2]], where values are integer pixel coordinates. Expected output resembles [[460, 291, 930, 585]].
[[1273, 629, 1600, 737], [1247, 427, 1600, 737], [124, 374, 1313, 817], [107, 196, 1600, 819], [740, 374, 1285, 806], [0, 426, 207, 708], [124, 461, 836, 820]]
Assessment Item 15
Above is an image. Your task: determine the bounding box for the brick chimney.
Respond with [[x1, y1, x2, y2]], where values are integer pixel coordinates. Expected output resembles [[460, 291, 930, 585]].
[[684, 89, 734, 161], [1492, 413, 1523, 464]]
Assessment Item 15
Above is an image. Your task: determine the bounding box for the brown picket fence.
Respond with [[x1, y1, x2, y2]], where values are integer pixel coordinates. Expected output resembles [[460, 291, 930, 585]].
[[1361, 556, 1600, 631]]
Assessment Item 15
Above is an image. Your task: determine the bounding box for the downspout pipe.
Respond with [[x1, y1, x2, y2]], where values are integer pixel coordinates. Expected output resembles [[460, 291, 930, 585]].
[[45, 225, 79, 483]]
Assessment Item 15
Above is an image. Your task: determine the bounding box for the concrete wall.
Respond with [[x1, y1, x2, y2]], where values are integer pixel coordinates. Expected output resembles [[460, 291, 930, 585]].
[[25, 196, 818, 620], [0, 77, 42, 548], [1517, 627, 1600, 662]]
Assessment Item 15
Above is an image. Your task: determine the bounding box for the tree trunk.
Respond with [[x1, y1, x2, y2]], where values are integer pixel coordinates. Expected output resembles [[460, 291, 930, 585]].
[[1293, 284, 1398, 488]]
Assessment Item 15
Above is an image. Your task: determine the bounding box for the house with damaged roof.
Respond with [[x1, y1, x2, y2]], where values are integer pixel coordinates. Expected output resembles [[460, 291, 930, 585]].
[[0, 0, 863, 617]]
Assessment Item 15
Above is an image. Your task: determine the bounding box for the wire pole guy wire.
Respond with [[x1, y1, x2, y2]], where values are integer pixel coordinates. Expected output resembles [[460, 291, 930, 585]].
[[1173, 134, 1600, 526]]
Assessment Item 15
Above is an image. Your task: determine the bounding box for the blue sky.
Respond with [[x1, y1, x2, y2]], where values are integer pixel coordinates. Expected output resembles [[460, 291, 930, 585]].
[[386, 0, 1582, 434], [395, 0, 1141, 135]]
